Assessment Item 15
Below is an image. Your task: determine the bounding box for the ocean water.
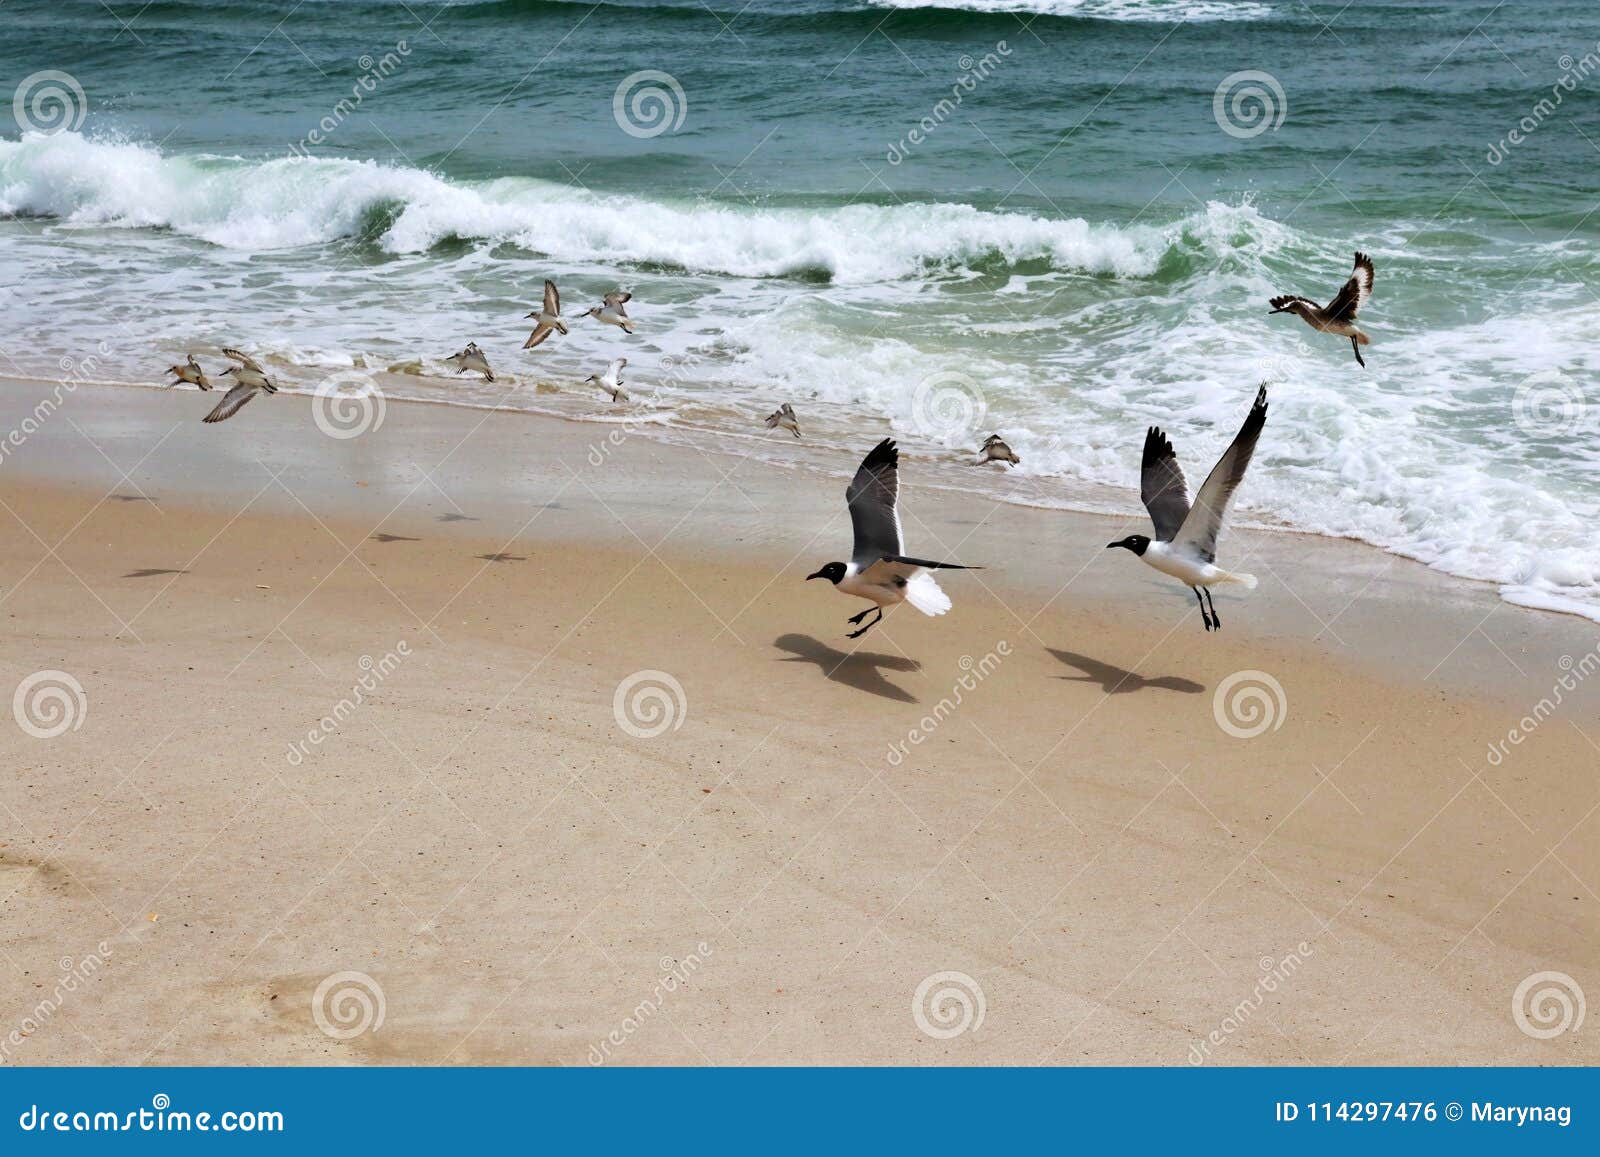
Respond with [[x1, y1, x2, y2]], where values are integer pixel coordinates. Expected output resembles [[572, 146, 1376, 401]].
[[4, 0, 1600, 619]]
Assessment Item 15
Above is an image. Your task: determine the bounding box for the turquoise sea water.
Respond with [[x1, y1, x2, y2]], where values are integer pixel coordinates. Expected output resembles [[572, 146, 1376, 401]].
[[3, 0, 1600, 618]]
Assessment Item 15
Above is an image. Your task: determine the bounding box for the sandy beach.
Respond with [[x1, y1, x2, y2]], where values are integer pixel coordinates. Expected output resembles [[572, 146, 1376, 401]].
[[0, 380, 1594, 1066]]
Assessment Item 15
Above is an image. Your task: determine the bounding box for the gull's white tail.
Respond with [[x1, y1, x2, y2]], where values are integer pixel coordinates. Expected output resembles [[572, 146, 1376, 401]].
[[905, 571, 952, 616], [1216, 570, 1258, 589]]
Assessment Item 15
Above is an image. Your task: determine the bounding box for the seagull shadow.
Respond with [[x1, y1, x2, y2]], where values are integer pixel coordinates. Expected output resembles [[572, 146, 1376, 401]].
[[370, 533, 420, 543], [112, 494, 157, 503], [1046, 648, 1203, 695], [476, 552, 525, 563], [123, 568, 187, 579], [774, 633, 921, 704], [436, 513, 479, 523]]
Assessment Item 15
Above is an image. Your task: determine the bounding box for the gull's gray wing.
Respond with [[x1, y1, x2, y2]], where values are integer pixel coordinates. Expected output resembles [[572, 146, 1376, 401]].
[[847, 438, 903, 567], [1173, 385, 1269, 563], [202, 382, 262, 424], [1141, 426, 1191, 542]]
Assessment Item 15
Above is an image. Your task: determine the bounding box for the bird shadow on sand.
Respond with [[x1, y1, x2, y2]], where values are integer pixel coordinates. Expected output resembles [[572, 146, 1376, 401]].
[[1047, 648, 1203, 695], [111, 494, 157, 503], [370, 533, 420, 543], [123, 568, 187, 579], [774, 633, 922, 704], [476, 552, 525, 563]]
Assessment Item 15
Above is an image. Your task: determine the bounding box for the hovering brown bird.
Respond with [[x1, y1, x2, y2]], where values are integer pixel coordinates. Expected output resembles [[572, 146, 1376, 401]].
[[976, 434, 1019, 467], [1269, 251, 1375, 367], [447, 341, 494, 381], [165, 354, 212, 391], [522, 279, 568, 349], [764, 403, 800, 438], [203, 348, 278, 424]]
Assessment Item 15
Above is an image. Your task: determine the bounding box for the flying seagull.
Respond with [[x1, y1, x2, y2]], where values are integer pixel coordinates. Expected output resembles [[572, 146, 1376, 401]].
[[807, 438, 981, 639], [1106, 385, 1268, 631], [585, 358, 628, 403], [1269, 251, 1374, 367], [447, 341, 494, 381], [522, 279, 568, 350], [765, 403, 800, 438], [976, 433, 1019, 467], [203, 348, 278, 424], [166, 354, 212, 391], [584, 291, 635, 334]]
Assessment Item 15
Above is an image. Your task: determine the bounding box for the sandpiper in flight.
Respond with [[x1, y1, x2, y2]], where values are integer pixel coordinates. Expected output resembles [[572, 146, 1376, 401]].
[[1269, 251, 1375, 367], [765, 403, 800, 438], [807, 438, 981, 639], [585, 358, 629, 403], [584, 291, 635, 334], [976, 434, 1019, 467], [522, 279, 568, 349], [166, 354, 212, 391], [203, 348, 279, 424], [1106, 385, 1268, 632], [447, 341, 495, 381]]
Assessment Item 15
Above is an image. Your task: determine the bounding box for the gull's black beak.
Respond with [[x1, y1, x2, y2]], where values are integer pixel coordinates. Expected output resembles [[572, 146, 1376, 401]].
[[805, 569, 826, 581], [1106, 541, 1123, 550]]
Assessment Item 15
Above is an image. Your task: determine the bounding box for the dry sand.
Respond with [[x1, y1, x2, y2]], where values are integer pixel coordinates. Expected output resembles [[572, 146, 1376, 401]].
[[0, 381, 1596, 1065]]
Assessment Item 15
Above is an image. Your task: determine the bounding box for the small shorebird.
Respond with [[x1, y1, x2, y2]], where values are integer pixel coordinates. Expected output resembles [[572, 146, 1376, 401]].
[[583, 291, 635, 334], [522, 279, 568, 350], [1269, 251, 1375, 367], [585, 358, 629, 403], [165, 354, 212, 391], [1106, 385, 1268, 631], [976, 434, 1019, 467], [807, 438, 981, 639], [203, 348, 278, 424], [447, 341, 494, 381], [765, 403, 801, 438]]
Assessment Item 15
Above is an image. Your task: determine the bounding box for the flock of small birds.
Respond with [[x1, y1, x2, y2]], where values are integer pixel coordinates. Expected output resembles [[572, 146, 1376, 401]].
[[160, 252, 1378, 638]]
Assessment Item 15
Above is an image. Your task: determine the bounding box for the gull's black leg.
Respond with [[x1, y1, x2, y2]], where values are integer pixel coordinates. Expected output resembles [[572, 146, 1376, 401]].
[[1351, 336, 1365, 367], [1193, 587, 1212, 631], [847, 607, 872, 625], [846, 606, 883, 639], [1203, 587, 1221, 631]]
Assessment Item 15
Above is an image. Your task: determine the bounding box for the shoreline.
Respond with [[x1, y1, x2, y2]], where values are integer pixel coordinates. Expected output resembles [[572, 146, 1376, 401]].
[[3, 371, 1592, 638], [1, 379, 1596, 1066]]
